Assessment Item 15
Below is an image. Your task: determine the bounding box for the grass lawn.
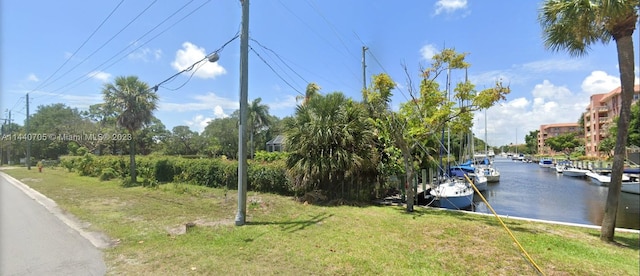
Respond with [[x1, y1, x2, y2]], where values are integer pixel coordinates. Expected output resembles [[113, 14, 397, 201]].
[[2, 166, 639, 275]]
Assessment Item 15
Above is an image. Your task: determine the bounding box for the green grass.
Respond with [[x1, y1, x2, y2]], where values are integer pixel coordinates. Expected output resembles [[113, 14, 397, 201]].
[[2, 166, 639, 275]]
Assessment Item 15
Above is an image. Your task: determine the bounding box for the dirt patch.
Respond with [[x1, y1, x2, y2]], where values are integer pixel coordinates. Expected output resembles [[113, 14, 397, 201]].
[[20, 178, 43, 182], [166, 218, 234, 236]]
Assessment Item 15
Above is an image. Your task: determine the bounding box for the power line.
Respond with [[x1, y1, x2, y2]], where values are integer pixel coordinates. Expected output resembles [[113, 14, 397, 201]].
[[30, 0, 125, 94], [250, 38, 309, 85], [305, 0, 359, 62], [152, 34, 239, 92], [274, 0, 360, 85], [249, 45, 303, 96], [34, 0, 159, 95], [41, 0, 206, 101]]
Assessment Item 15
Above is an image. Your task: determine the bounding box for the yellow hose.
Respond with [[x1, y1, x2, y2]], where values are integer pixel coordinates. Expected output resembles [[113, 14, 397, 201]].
[[464, 174, 546, 276]]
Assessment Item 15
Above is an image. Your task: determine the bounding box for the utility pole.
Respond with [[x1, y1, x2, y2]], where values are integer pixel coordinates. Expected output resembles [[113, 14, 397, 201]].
[[26, 93, 31, 170], [8, 111, 11, 165], [235, 0, 249, 226], [362, 46, 368, 92]]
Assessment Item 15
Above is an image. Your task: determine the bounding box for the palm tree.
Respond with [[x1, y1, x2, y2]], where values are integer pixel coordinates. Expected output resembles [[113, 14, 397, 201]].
[[248, 97, 271, 158], [295, 83, 321, 105], [539, 0, 638, 242], [102, 76, 158, 183], [286, 92, 374, 200]]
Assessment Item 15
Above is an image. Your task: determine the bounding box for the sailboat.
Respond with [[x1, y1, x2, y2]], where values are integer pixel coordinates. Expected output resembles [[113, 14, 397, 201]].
[[429, 67, 474, 209], [477, 109, 500, 182]]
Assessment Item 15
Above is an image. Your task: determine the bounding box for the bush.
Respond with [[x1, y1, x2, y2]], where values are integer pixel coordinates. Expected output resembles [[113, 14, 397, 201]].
[[61, 155, 292, 195], [154, 158, 175, 182], [99, 168, 118, 181], [60, 157, 75, 172]]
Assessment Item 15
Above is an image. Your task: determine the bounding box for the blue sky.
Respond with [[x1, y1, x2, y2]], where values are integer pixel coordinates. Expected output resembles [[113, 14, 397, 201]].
[[1, 0, 638, 147]]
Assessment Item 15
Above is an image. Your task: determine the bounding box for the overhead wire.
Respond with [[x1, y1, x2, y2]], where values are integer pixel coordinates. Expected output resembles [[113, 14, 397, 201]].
[[249, 45, 304, 96], [274, 0, 360, 89], [249, 38, 309, 85], [153, 33, 239, 92], [44, 0, 205, 99], [32, 0, 159, 97], [305, 0, 359, 62], [29, 0, 126, 95]]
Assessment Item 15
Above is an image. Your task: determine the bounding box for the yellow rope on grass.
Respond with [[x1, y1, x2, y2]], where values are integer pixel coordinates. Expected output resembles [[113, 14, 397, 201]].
[[463, 174, 546, 276]]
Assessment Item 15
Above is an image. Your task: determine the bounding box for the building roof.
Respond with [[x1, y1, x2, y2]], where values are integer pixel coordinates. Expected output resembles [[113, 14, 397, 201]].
[[599, 84, 640, 103], [266, 135, 286, 145], [540, 122, 579, 129]]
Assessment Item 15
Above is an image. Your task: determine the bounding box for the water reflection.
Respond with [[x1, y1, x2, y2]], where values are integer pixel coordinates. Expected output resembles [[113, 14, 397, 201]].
[[471, 158, 640, 230]]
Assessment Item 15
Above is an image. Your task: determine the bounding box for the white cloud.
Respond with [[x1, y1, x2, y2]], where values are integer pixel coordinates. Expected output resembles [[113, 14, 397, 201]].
[[160, 92, 238, 113], [531, 80, 571, 101], [580, 70, 620, 95], [88, 71, 111, 82], [420, 44, 438, 61], [521, 59, 585, 73], [265, 95, 298, 110], [186, 106, 230, 133], [172, 42, 226, 79], [186, 115, 212, 133], [434, 0, 468, 15], [472, 79, 591, 147], [31, 91, 102, 109], [26, 73, 39, 82], [213, 105, 228, 118], [128, 47, 162, 62]]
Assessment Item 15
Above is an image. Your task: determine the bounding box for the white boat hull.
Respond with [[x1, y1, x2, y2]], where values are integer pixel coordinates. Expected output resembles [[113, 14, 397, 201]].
[[479, 167, 500, 183], [586, 172, 630, 186], [621, 182, 640, 194], [562, 168, 590, 177], [430, 179, 474, 209]]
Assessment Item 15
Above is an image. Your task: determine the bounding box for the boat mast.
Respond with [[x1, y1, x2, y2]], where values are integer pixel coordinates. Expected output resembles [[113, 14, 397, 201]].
[[484, 109, 488, 155]]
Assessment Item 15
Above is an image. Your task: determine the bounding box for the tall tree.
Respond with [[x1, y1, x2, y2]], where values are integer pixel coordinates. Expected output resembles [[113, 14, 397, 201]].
[[248, 98, 271, 158], [539, 0, 638, 242], [28, 103, 86, 159], [295, 83, 321, 105], [102, 76, 158, 182], [203, 117, 239, 158], [391, 49, 509, 212], [544, 132, 583, 156], [525, 130, 540, 154]]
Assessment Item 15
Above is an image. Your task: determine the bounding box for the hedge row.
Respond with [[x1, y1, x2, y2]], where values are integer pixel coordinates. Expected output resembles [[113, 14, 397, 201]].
[[60, 155, 293, 195]]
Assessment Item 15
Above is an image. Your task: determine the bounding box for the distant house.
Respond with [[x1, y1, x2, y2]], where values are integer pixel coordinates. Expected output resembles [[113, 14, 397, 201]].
[[266, 135, 285, 152]]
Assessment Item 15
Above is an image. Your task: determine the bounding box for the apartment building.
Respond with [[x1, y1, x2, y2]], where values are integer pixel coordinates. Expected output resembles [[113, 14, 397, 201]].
[[583, 85, 640, 157], [537, 123, 580, 155]]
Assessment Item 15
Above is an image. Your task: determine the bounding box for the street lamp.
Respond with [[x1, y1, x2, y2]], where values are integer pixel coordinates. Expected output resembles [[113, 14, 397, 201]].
[[207, 52, 220, 63]]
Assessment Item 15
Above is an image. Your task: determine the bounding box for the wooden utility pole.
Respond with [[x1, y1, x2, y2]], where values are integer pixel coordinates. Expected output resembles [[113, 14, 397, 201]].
[[26, 93, 31, 170], [235, 0, 249, 226]]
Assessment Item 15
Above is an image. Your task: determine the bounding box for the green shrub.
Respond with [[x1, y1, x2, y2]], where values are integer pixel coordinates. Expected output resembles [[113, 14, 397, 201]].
[[60, 157, 75, 172], [154, 158, 175, 182], [99, 168, 118, 181], [61, 155, 292, 195], [254, 151, 288, 162]]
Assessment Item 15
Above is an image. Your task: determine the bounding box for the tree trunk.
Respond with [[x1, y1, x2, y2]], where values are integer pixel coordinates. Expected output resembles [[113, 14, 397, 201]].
[[395, 135, 414, 212], [600, 34, 635, 242], [250, 130, 254, 159], [129, 133, 136, 183]]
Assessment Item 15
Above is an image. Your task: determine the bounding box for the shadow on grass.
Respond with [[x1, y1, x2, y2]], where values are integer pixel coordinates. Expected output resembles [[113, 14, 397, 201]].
[[587, 232, 640, 251], [247, 212, 333, 233]]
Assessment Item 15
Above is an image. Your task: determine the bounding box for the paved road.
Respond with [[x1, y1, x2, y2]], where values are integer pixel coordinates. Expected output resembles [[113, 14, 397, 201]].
[[0, 172, 107, 276]]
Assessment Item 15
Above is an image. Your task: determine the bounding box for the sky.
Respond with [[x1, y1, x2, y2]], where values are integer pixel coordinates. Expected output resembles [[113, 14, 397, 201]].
[[1, 0, 639, 148]]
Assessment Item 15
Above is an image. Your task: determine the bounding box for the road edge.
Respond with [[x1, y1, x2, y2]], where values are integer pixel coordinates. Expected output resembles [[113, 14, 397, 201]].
[[0, 171, 114, 249]]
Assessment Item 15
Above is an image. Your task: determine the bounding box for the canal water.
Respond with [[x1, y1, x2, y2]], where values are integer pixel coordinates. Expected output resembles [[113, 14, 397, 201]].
[[471, 157, 640, 230]]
